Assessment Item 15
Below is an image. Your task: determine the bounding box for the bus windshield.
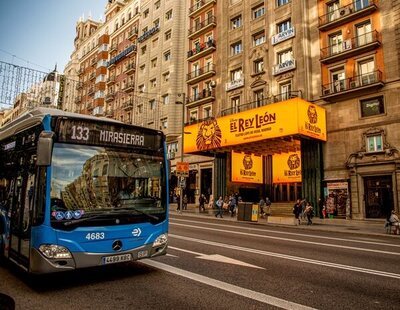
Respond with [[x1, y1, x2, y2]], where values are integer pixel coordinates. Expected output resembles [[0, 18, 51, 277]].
[[50, 143, 166, 227]]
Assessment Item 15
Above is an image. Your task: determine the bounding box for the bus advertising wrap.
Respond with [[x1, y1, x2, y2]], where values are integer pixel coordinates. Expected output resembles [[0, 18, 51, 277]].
[[231, 151, 263, 184], [57, 119, 163, 151], [273, 151, 302, 183], [183, 98, 326, 153]]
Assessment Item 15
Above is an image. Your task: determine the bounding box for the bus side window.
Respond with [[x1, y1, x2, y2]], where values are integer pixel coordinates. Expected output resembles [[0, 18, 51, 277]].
[[32, 167, 46, 226]]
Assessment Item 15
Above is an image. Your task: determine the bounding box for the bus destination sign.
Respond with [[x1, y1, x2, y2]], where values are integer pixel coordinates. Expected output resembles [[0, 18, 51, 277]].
[[56, 119, 163, 151]]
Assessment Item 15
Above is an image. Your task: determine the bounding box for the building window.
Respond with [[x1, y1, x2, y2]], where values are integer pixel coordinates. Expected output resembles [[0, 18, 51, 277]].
[[162, 94, 169, 105], [253, 59, 264, 74], [150, 78, 157, 88], [155, 1, 160, 9], [151, 58, 157, 68], [366, 135, 383, 152], [142, 26, 148, 34], [144, 9, 149, 18], [161, 118, 168, 129], [356, 21, 373, 47], [252, 4, 265, 19], [360, 96, 385, 118], [231, 15, 242, 29], [231, 41, 242, 55], [153, 19, 160, 27], [280, 82, 292, 100], [203, 106, 212, 118], [330, 67, 346, 92], [254, 89, 264, 107], [329, 32, 343, 55], [164, 50, 171, 61], [358, 58, 375, 86], [253, 31, 266, 46], [165, 10, 173, 20], [277, 20, 291, 33], [140, 64, 146, 74], [327, 1, 340, 22], [277, 0, 290, 7], [278, 49, 293, 64], [152, 38, 159, 47], [189, 110, 198, 123], [165, 30, 172, 41], [354, 0, 370, 11], [231, 96, 240, 113], [141, 45, 147, 55], [230, 68, 242, 81], [163, 71, 170, 82], [138, 104, 144, 114], [149, 99, 156, 110]]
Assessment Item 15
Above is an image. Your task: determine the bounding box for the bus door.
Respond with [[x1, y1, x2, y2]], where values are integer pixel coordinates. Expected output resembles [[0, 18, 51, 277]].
[[9, 153, 36, 269]]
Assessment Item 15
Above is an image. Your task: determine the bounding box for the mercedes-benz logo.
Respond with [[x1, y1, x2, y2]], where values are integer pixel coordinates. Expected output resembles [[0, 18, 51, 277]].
[[112, 240, 123, 251]]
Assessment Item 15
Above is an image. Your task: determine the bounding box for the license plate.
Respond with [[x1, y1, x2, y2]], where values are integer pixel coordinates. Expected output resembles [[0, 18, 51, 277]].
[[102, 253, 132, 265]]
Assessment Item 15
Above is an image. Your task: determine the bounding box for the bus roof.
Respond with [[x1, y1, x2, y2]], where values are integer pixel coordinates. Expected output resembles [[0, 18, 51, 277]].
[[0, 108, 158, 142]]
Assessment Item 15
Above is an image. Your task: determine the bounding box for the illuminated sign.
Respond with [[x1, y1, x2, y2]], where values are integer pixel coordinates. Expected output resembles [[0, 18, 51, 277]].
[[273, 151, 302, 183], [183, 98, 326, 153], [231, 151, 263, 184]]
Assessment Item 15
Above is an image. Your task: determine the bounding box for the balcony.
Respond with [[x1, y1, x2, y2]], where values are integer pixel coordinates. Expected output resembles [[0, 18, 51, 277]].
[[106, 76, 116, 85], [105, 92, 115, 102], [74, 96, 82, 104], [105, 109, 114, 117], [125, 62, 136, 74], [225, 78, 244, 91], [321, 70, 384, 100], [88, 87, 95, 96], [86, 101, 94, 110], [91, 58, 97, 66], [77, 68, 84, 75], [272, 59, 296, 76], [187, 39, 216, 62], [128, 28, 138, 40], [188, 16, 216, 39], [122, 100, 134, 110], [187, 64, 216, 84], [123, 82, 135, 93], [189, 0, 216, 17], [319, 0, 378, 31], [320, 30, 381, 64], [110, 43, 118, 52], [89, 72, 96, 80], [186, 89, 215, 107], [76, 82, 83, 90], [221, 91, 302, 117]]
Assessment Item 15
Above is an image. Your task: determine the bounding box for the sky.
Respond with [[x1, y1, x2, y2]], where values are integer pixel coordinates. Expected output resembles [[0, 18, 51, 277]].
[[0, 0, 106, 73]]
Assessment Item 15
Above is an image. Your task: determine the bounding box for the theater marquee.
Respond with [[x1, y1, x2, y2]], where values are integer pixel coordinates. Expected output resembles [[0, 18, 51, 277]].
[[231, 151, 263, 184], [183, 98, 326, 153]]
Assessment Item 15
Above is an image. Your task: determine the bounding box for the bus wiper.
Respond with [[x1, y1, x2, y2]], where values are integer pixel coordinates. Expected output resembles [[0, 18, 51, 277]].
[[113, 207, 159, 221]]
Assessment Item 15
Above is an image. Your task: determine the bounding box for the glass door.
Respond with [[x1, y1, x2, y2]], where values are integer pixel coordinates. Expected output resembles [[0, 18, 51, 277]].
[[356, 22, 372, 47]]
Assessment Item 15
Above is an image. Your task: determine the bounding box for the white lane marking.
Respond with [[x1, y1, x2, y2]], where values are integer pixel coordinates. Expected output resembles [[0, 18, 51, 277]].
[[169, 234, 400, 280], [142, 259, 316, 310], [171, 217, 400, 248], [166, 253, 179, 258], [170, 222, 400, 256], [169, 246, 265, 269]]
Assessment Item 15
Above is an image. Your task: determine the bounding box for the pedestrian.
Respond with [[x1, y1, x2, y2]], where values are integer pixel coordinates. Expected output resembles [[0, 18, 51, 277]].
[[259, 197, 266, 218], [265, 197, 272, 216], [199, 194, 206, 213], [176, 193, 180, 211], [300, 198, 307, 221], [305, 201, 314, 225], [229, 194, 237, 217], [388, 210, 400, 235], [215, 196, 224, 218], [182, 194, 188, 210], [293, 199, 302, 225]]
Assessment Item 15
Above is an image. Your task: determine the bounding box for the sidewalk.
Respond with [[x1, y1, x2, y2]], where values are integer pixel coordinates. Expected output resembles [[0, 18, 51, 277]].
[[170, 203, 399, 238]]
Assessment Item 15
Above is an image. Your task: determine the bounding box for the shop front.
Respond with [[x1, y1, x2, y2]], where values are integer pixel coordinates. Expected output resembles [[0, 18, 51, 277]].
[[183, 98, 327, 213]]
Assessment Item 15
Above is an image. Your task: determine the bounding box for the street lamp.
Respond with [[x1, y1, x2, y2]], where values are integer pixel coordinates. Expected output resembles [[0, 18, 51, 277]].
[[176, 93, 186, 213]]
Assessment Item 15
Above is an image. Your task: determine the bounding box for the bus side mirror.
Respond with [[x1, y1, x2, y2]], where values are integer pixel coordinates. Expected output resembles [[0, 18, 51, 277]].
[[37, 131, 55, 166]]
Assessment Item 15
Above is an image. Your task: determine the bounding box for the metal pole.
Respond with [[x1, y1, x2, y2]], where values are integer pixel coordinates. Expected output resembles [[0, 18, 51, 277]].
[[179, 93, 185, 213]]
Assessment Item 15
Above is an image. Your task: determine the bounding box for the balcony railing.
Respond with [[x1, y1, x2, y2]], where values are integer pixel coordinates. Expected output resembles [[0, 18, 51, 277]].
[[321, 70, 384, 99], [76, 82, 83, 90], [89, 72, 96, 80], [188, 16, 216, 39], [125, 62, 136, 74], [105, 92, 115, 102], [107, 76, 116, 84], [187, 64, 216, 83], [124, 82, 135, 92], [91, 58, 97, 66], [128, 28, 138, 39], [221, 91, 302, 117], [187, 89, 215, 104], [122, 100, 134, 110], [189, 0, 216, 17], [320, 30, 381, 63], [88, 87, 95, 96], [187, 39, 216, 61], [319, 0, 378, 31], [110, 43, 118, 52]]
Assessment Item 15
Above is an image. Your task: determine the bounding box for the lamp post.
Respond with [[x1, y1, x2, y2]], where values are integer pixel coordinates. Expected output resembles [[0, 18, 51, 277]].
[[177, 93, 186, 213]]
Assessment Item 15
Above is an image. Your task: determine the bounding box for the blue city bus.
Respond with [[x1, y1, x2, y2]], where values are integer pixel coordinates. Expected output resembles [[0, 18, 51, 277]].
[[0, 108, 169, 273]]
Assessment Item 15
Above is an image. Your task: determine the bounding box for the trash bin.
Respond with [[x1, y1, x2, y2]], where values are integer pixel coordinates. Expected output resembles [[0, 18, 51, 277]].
[[237, 202, 258, 222]]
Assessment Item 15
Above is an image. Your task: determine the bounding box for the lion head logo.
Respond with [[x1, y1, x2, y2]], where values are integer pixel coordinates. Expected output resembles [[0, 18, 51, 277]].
[[307, 105, 318, 124], [287, 154, 301, 170], [242, 155, 253, 170], [196, 118, 222, 151]]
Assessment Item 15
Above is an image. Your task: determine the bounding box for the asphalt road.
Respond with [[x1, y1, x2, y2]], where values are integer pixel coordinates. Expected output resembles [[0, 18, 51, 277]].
[[1, 214, 400, 310]]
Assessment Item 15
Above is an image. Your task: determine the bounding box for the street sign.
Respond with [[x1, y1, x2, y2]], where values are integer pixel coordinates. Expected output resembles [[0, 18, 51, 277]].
[[176, 162, 189, 177]]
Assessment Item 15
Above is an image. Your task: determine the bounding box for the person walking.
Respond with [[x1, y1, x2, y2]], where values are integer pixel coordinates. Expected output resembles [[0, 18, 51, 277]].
[[259, 197, 266, 218], [215, 196, 224, 218], [229, 194, 237, 217], [293, 199, 302, 225], [176, 193, 180, 211], [305, 201, 314, 225], [199, 194, 206, 213], [182, 194, 188, 211], [388, 210, 400, 235], [265, 197, 272, 216]]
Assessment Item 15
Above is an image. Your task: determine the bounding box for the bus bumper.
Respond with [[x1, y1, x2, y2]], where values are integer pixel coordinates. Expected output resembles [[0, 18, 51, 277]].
[[29, 242, 167, 274]]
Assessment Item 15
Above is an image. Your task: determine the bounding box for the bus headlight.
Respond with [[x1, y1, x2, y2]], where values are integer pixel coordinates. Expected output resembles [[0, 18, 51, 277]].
[[39, 244, 72, 259], [152, 233, 168, 248]]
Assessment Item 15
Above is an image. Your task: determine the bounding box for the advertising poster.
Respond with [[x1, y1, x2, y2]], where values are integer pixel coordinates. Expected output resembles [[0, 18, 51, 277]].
[[231, 151, 263, 184], [272, 151, 302, 183], [326, 182, 349, 218]]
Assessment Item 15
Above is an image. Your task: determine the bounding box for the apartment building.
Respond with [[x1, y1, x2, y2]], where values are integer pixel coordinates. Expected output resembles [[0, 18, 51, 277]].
[[317, 0, 400, 219]]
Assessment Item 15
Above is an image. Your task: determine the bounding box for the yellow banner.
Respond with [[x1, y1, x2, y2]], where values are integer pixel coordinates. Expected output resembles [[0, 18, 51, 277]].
[[183, 98, 326, 153], [273, 151, 302, 183], [231, 151, 263, 184]]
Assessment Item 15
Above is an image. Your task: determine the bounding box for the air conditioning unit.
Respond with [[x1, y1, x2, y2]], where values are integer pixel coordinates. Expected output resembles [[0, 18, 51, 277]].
[[339, 7, 351, 16]]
